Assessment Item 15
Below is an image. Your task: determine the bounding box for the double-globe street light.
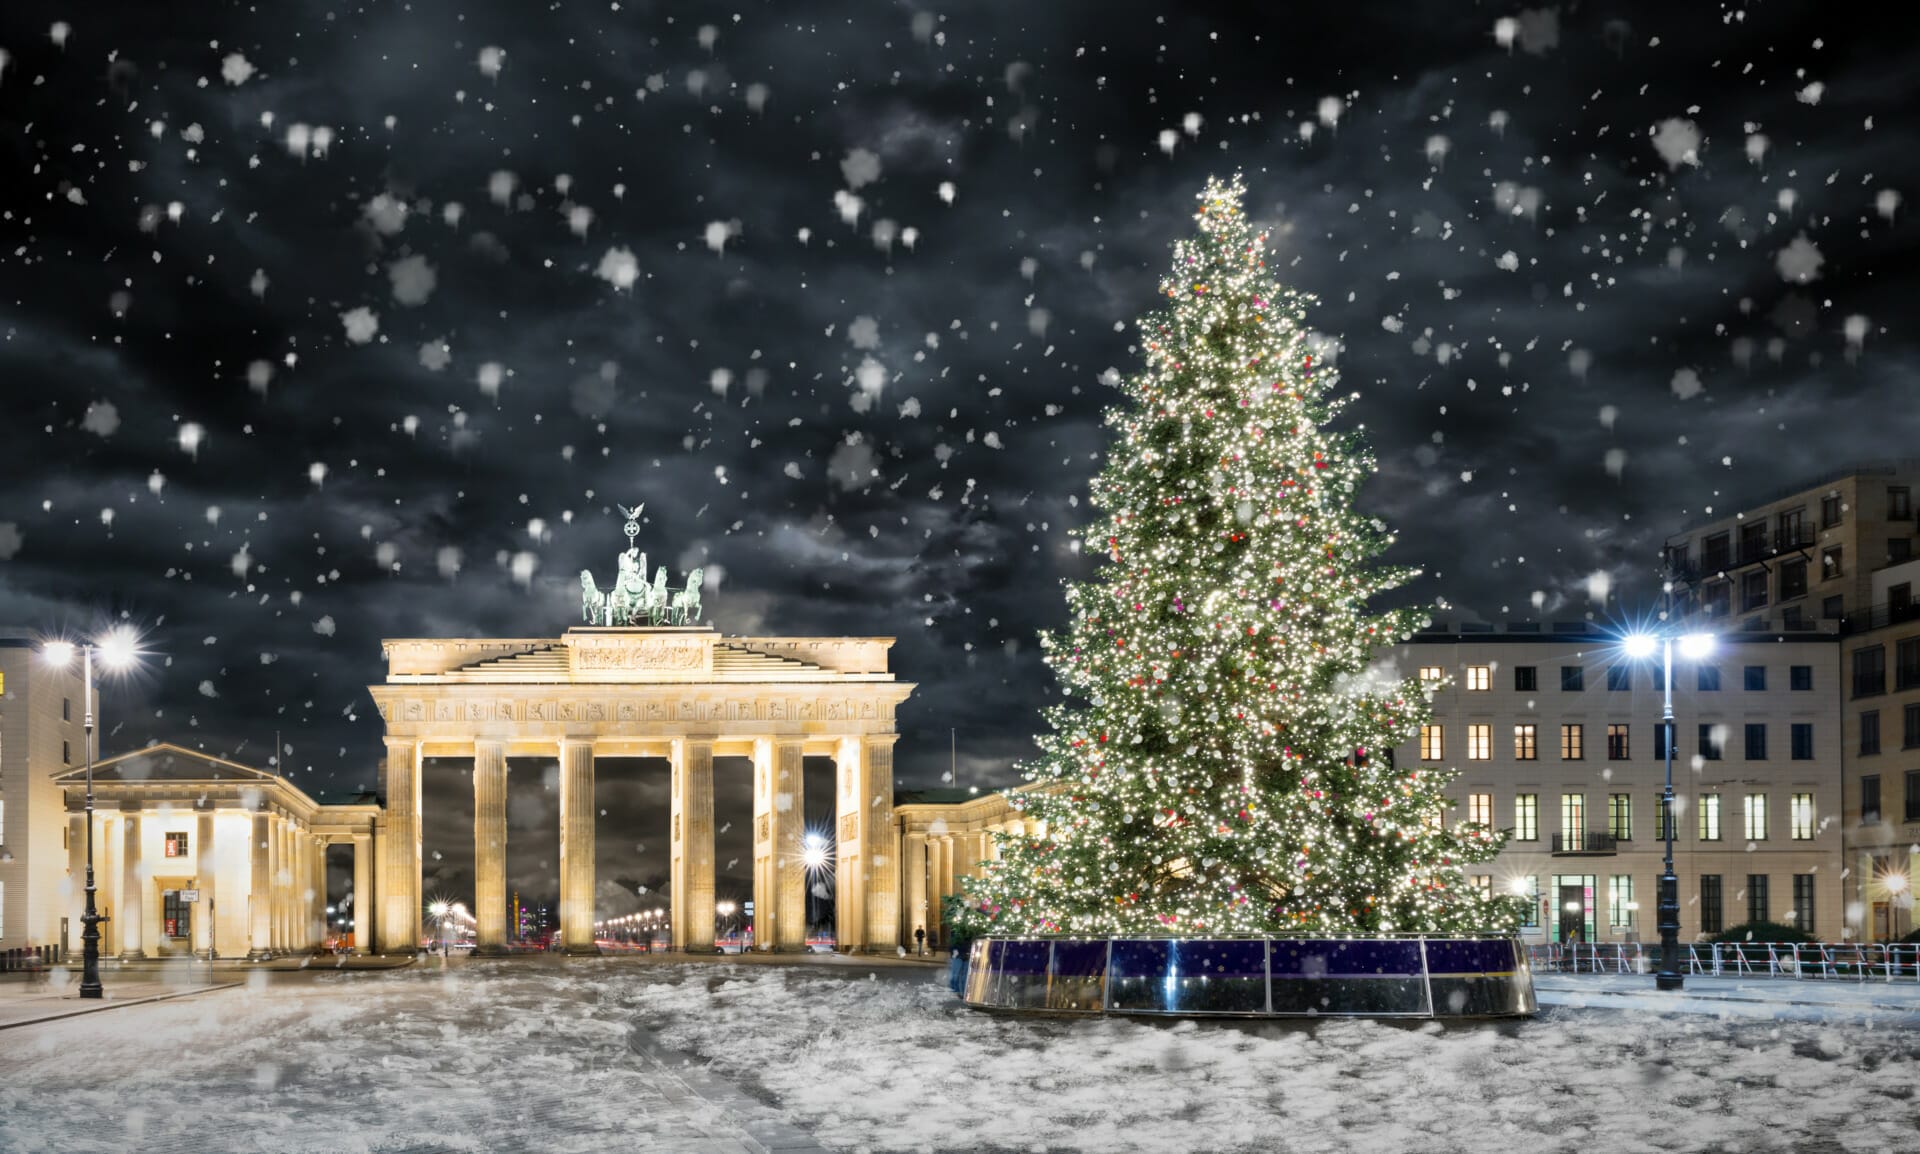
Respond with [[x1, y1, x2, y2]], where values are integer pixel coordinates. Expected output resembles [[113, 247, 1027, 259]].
[[42, 627, 142, 1000], [1621, 628, 1716, 992]]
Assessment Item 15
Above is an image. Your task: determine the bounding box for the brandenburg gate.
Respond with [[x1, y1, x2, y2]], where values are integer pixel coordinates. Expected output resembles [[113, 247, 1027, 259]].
[[368, 627, 914, 955]]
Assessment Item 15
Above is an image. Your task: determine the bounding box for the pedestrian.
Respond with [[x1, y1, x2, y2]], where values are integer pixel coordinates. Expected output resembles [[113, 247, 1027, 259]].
[[914, 925, 927, 957]]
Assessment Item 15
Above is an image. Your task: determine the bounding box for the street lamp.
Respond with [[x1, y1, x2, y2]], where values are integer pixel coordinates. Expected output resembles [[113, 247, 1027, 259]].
[[43, 627, 143, 1000], [1621, 628, 1715, 992]]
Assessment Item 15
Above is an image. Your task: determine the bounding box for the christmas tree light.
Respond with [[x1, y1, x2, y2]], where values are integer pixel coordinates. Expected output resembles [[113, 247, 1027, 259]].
[[956, 174, 1518, 938]]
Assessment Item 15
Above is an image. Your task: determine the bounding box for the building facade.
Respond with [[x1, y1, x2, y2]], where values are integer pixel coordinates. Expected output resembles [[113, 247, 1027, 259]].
[[0, 633, 87, 955]]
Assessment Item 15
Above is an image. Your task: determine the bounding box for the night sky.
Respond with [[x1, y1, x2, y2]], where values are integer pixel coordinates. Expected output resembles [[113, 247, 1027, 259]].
[[3, 3, 1916, 912]]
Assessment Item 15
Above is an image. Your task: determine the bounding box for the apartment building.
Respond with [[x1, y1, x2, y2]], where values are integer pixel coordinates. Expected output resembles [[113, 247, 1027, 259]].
[[1664, 462, 1920, 941], [1389, 624, 1845, 944]]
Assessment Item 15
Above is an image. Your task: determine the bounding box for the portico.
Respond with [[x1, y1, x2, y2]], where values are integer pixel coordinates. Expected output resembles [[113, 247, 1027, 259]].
[[367, 627, 914, 955]]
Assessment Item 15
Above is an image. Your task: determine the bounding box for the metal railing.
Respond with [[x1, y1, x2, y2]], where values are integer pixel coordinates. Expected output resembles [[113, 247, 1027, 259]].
[[1549, 832, 1618, 855], [1528, 941, 1920, 980]]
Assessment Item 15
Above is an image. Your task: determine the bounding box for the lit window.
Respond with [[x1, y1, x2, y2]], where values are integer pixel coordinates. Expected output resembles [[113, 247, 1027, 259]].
[[1699, 794, 1722, 841], [1418, 666, 1444, 685], [1467, 793, 1493, 826], [1465, 666, 1491, 692], [1471, 875, 1493, 898], [1561, 793, 1586, 841], [1560, 723, 1584, 760], [1514, 794, 1538, 841], [1607, 723, 1629, 761], [1420, 725, 1444, 760], [1466, 724, 1491, 760], [1791, 792, 1815, 840], [164, 831, 190, 858], [1512, 724, 1537, 760], [1608, 793, 1632, 841], [1609, 875, 1636, 928], [1744, 793, 1768, 841]]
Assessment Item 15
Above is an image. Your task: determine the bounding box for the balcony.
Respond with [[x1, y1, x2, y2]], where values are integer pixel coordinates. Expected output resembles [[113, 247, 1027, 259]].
[[1841, 600, 1920, 634], [1668, 525, 1816, 584], [1550, 832, 1618, 856]]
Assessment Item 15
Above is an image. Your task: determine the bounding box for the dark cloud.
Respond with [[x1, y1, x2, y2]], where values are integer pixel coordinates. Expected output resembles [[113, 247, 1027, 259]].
[[4, 2, 1919, 908]]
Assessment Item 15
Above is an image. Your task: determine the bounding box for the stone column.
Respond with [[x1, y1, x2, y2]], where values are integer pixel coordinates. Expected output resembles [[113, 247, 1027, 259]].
[[197, 810, 216, 957], [249, 812, 272, 958], [308, 833, 325, 949], [558, 740, 599, 955], [351, 833, 373, 955], [381, 738, 423, 954], [832, 737, 865, 952], [752, 739, 807, 951], [670, 738, 716, 951], [904, 832, 929, 952], [120, 810, 145, 958], [67, 813, 85, 958], [863, 737, 900, 952], [473, 739, 509, 955], [928, 835, 949, 947]]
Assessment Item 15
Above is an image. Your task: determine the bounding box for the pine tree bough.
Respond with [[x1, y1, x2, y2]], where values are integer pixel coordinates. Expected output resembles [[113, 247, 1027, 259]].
[[954, 175, 1523, 939]]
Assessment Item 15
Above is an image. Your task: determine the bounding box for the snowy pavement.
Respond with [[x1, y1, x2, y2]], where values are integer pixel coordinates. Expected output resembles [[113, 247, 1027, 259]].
[[2, 961, 1917, 1153]]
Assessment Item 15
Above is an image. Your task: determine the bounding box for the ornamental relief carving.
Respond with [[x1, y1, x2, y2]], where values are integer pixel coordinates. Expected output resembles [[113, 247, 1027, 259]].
[[497, 700, 515, 721], [529, 701, 552, 722], [572, 638, 706, 670], [435, 701, 456, 722], [839, 813, 859, 844], [646, 702, 667, 720], [756, 814, 771, 843]]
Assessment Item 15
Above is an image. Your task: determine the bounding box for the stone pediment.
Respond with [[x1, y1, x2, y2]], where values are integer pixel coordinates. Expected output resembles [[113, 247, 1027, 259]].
[[57, 742, 281, 785]]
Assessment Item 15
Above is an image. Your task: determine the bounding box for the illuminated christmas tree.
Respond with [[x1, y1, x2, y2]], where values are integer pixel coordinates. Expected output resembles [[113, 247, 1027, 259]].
[[958, 175, 1516, 937]]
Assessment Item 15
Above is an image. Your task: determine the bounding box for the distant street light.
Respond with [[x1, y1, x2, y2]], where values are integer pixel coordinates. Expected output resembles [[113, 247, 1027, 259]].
[[43, 626, 145, 1000]]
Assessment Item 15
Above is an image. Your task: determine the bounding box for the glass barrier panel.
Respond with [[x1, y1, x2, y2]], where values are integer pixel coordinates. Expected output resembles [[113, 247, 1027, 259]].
[[1105, 939, 1175, 1012], [1047, 940, 1110, 1012], [1166, 939, 1268, 1013], [993, 940, 1053, 1009]]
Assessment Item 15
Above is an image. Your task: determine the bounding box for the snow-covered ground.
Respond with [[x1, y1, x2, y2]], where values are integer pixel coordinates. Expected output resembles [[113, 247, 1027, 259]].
[[3, 962, 1917, 1154]]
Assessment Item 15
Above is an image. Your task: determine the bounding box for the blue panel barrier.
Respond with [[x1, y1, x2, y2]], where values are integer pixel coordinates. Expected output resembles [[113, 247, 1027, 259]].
[[962, 935, 1535, 1020]]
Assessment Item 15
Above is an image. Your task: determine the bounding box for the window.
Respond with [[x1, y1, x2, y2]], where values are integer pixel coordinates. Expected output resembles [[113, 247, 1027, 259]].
[[1744, 793, 1768, 841], [1899, 640, 1920, 692], [1793, 875, 1816, 933], [1656, 794, 1676, 841], [1519, 876, 1540, 927], [1823, 595, 1845, 620], [1853, 646, 1886, 698], [1699, 794, 1723, 841], [1607, 724, 1630, 761], [1514, 665, 1537, 692], [1609, 875, 1636, 928], [1465, 665, 1490, 692], [164, 831, 190, 858], [1606, 666, 1631, 691], [1420, 725, 1444, 760], [1907, 704, 1920, 750], [63, 697, 72, 722], [1791, 723, 1814, 760], [1907, 771, 1920, 824], [1608, 793, 1632, 841], [1703, 532, 1732, 570], [1862, 710, 1882, 756], [1561, 666, 1584, 691], [1699, 723, 1724, 760], [1745, 723, 1767, 760], [1823, 546, 1844, 579], [1779, 506, 1806, 543], [162, 890, 192, 940], [1560, 723, 1584, 760], [1654, 722, 1670, 760], [1418, 665, 1444, 685], [1791, 664, 1813, 691], [1740, 521, 1768, 560], [1651, 663, 1668, 692], [1779, 558, 1809, 601], [1863, 775, 1882, 824], [1466, 724, 1491, 760], [1791, 793, 1815, 840], [1700, 875, 1724, 935], [1513, 724, 1538, 760], [1561, 793, 1586, 840], [1514, 794, 1538, 841], [1892, 486, 1912, 519], [1822, 493, 1843, 527], [1891, 539, 1914, 565], [1741, 570, 1769, 613], [1747, 875, 1771, 926], [62, 740, 71, 766], [1697, 665, 1722, 692], [1744, 665, 1767, 692], [1704, 582, 1732, 617], [1467, 793, 1493, 826]]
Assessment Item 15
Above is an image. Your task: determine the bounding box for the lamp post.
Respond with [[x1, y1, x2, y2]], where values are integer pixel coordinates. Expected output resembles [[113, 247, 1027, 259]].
[[1622, 629, 1715, 992], [43, 629, 141, 1000]]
